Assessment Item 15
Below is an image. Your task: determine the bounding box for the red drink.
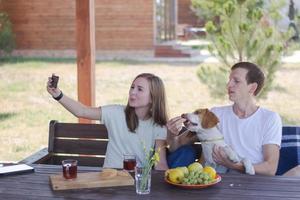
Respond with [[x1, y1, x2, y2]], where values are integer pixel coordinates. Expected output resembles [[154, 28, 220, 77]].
[[62, 160, 78, 179], [123, 159, 136, 171]]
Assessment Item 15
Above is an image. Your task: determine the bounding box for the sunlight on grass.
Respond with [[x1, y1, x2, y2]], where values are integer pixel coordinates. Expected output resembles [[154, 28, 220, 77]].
[[0, 58, 300, 162]]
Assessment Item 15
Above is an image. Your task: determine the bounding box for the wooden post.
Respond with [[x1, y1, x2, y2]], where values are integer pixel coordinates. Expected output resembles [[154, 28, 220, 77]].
[[76, 0, 95, 124]]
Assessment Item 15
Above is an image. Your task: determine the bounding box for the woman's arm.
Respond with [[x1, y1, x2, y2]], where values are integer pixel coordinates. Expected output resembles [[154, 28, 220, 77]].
[[154, 139, 169, 170], [47, 76, 101, 120], [167, 116, 196, 152], [57, 93, 101, 120]]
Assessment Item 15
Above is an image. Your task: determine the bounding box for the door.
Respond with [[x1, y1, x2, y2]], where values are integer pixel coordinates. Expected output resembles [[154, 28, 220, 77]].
[[156, 0, 177, 43]]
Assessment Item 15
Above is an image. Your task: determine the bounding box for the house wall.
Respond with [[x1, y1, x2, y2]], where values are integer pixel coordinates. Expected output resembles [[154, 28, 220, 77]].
[[0, 0, 154, 50], [177, 0, 201, 26]]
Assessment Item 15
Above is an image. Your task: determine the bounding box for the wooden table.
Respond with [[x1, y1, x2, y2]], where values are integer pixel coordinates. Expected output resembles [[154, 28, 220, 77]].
[[0, 164, 299, 200]]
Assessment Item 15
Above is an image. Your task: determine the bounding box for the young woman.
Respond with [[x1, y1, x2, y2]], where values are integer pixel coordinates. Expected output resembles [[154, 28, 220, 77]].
[[47, 73, 169, 170]]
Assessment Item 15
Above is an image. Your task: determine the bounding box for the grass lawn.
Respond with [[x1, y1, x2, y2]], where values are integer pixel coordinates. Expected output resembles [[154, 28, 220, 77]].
[[0, 58, 300, 162]]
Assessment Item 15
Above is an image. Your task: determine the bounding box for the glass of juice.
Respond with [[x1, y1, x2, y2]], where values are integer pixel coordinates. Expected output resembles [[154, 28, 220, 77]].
[[62, 159, 78, 179], [123, 154, 136, 172]]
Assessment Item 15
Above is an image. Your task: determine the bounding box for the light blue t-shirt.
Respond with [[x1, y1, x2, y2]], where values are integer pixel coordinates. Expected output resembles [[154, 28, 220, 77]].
[[101, 105, 167, 168]]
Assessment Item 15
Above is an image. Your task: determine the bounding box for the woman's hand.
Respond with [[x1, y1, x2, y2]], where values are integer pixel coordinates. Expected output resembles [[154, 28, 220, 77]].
[[166, 116, 186, 136], [47, 74, 61, 98]]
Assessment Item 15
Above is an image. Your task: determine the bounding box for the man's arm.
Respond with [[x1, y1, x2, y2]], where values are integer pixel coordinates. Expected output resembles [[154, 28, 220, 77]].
[[213, 144, 280, 176], [253, 144, 280, 176]]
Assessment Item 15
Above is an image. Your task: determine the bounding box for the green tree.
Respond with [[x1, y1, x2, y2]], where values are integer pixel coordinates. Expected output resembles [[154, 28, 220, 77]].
[[191, 0, 290, 99], [0, 11, 15, 54]]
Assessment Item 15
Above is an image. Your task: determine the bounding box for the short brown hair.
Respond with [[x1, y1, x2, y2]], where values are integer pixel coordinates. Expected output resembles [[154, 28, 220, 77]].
[[125, 73, 168, 132], [231, 62, 265, 96]]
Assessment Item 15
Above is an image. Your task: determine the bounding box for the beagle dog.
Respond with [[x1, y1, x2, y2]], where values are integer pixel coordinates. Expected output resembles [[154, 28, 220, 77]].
[[182, 108, 255, 175]]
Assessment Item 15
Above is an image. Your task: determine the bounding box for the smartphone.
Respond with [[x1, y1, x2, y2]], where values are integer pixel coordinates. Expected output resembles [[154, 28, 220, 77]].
[[51, 74, 59, 88]]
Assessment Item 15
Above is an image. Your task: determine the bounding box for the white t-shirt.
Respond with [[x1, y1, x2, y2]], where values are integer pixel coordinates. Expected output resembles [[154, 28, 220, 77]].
[[211, 105, 282, 164], [101, 105, 167, 168]]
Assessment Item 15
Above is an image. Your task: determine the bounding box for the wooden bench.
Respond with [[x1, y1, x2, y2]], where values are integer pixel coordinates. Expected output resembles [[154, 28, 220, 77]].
[[21, 120, 299, 174], [21, 120, 202, 168], [20, 120, 108, 167]]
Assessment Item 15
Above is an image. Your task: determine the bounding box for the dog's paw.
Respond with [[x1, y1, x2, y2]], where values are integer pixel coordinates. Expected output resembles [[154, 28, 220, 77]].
[[242, 159, 255, 175], [224, 147, 240, 163]]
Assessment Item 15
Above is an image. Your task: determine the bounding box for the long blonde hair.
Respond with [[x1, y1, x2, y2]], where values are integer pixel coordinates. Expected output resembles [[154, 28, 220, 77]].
[[125, 73, 168, 132]]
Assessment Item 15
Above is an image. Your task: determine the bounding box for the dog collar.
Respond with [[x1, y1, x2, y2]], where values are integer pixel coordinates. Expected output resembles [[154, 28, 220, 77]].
[[201, 136, 224, 143]]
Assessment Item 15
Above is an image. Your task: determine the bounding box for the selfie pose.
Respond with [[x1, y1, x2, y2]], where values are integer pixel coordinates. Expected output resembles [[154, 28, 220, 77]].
[[47, 73, 169, 170]]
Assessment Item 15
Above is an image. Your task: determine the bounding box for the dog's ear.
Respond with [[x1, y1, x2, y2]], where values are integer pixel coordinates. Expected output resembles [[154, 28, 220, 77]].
[[201, 109, 219, 129]]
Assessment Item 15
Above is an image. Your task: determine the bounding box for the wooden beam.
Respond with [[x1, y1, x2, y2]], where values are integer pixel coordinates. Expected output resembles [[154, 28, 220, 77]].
[[76, 0, 95, 124]]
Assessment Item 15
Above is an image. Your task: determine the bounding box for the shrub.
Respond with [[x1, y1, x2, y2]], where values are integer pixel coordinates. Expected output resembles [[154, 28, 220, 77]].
[[0, 12, 15, 54], [191, 0, 290, 99]]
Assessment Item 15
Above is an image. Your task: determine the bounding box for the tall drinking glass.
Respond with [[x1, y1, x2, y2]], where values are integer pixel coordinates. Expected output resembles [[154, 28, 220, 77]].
[[135, 166, 151, 195]]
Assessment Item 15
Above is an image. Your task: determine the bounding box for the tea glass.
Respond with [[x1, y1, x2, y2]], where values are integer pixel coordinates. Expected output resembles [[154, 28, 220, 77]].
[[123, 154, 136, 172], [62, 159, 78, 179]]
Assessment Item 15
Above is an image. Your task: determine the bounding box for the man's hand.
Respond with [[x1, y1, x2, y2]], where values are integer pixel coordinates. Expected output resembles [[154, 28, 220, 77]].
[[212, 145, 244, 172]]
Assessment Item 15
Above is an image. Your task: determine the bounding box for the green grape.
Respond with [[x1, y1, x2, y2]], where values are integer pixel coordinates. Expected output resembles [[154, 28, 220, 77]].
[[199, 173, 204, 179], [203, 174, 209, 180], [190, 171, 195, 177], [197, 178, 203, 184]]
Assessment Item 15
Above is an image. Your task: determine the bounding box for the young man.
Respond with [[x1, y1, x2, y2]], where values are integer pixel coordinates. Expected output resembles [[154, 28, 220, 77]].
[[167, 62, 286, 175], [211, 62, 281, 175]]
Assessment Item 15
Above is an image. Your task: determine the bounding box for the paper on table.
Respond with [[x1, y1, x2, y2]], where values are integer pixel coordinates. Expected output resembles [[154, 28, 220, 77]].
[[0, 164, 34, 175]]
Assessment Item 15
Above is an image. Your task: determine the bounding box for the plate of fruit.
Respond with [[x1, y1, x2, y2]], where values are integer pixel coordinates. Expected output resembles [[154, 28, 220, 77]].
[[165, 162, 221, 189]]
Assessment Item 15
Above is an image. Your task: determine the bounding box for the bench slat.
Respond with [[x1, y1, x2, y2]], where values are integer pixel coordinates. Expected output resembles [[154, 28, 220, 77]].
[[45, 155, 105, 167], [54, 122, 108, 138], [53, 139, 108, 155]]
